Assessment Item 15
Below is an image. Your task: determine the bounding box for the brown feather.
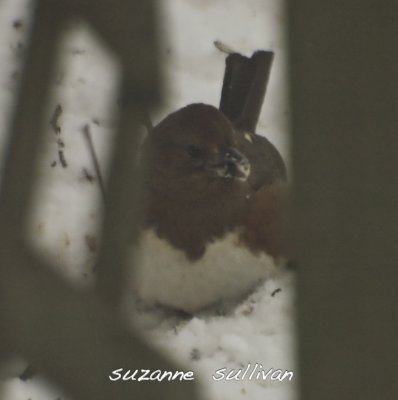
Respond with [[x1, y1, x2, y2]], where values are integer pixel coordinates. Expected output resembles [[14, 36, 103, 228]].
[[139, 103, 289, 262], [141, 104, 251, 260], [241, 181, 289, 259]]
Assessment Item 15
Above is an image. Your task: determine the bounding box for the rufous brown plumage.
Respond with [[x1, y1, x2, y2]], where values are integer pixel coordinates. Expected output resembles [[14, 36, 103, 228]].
[[131, 103, 288, 313]]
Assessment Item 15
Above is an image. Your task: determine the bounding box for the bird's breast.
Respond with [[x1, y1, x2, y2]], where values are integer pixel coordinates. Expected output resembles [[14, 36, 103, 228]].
[[129, 228, 278, 313]]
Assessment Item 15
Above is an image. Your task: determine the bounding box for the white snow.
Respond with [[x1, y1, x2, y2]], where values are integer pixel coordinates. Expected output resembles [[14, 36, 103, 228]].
[[0, 0, 296, 399]]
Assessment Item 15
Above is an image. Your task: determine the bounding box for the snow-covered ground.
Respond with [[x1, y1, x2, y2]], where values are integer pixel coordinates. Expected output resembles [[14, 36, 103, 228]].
[[0, 1, 295, 399]]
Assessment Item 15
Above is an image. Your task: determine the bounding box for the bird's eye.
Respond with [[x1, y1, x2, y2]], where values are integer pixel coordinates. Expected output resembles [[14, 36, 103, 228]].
[[186, 145, 203, 158]]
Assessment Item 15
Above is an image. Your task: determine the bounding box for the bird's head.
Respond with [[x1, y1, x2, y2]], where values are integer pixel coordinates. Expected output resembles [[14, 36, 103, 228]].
[[143, 104, 251, 186]]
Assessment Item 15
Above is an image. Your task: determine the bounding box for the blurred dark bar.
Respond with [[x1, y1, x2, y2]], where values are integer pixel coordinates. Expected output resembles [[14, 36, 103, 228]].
[[0, 1, 198, 399], [289, 1, 398, 399]]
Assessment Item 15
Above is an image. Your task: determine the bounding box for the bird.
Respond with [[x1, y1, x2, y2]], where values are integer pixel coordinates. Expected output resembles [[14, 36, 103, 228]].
[[130, 103, 289, 313]]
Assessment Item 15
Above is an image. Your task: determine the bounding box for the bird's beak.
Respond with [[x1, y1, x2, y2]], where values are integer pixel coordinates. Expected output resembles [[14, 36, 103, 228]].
[[207, 147, 251, 181]]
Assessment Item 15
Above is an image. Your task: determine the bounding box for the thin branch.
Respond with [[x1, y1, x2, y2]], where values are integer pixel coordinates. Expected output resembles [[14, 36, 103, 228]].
[[82, 125, 106, 203], [58, 149, 68, 168], [49, 103, 62, 134]]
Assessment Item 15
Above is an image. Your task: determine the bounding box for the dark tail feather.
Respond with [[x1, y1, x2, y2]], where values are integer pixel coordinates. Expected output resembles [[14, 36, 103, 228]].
[[219, 50, 274, 133]]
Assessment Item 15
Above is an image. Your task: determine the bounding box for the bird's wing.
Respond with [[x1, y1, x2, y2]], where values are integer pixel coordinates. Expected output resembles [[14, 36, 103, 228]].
[[237, 131, 287, 191], [241, 181, 289, 260]]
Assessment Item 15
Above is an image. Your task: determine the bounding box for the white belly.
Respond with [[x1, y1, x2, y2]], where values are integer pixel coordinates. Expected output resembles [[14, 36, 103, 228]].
[[129, 229, 278, 313]]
